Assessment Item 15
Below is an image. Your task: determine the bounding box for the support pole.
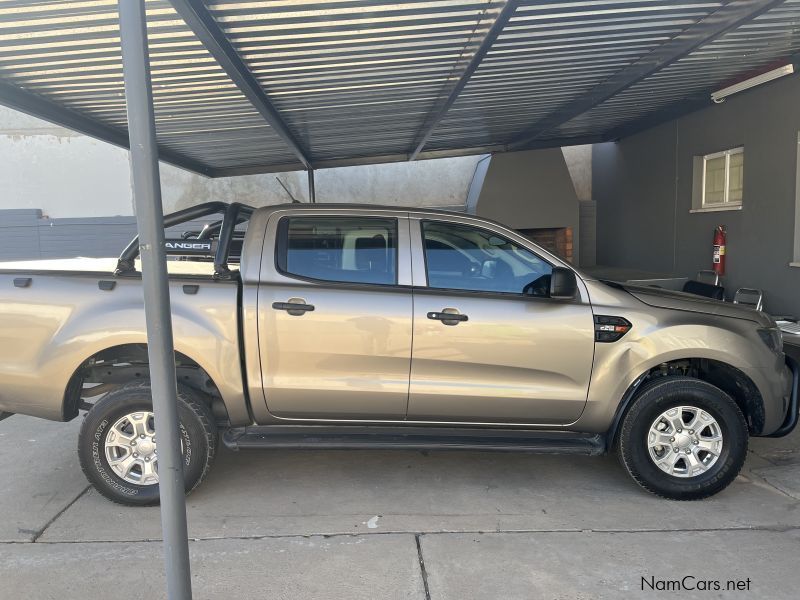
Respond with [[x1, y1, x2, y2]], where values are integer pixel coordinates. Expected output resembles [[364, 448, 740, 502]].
[[307, 168, 316, 203], [118, 2, 192, 599]]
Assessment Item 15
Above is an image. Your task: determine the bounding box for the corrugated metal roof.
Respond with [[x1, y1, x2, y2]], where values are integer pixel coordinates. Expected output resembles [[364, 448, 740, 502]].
[[0, 0, 797, 176], [0, 0, 300, 170], [548, 0, 800, 139], [208, 0, 502, 162]]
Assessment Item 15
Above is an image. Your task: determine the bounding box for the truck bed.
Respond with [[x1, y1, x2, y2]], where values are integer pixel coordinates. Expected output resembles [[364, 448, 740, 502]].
[[0, 257, 218, 277], [0, 258, 247, 424]]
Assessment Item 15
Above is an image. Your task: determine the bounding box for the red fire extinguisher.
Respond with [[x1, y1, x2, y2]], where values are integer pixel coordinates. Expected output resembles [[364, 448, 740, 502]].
[[712, 225, 726, 276]]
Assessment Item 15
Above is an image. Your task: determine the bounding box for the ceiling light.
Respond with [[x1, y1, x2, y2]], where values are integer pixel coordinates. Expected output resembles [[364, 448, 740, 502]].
[[711, 64, 794, 103]]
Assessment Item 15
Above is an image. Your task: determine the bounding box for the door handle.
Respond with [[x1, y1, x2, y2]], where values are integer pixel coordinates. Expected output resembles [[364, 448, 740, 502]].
[[427, 309, 468, 325], [272, 299, 315, 316]]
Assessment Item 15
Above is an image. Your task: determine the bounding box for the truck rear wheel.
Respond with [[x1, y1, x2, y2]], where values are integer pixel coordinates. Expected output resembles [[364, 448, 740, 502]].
[[618, 377, 748, 500], [78, 381, 217, 506]]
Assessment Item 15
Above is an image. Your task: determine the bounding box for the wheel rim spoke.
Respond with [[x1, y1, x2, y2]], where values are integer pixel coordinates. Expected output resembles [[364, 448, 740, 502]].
[[141, 458, 158, 485], [648, 431, 674, 448], [696, 438, 722, 455]]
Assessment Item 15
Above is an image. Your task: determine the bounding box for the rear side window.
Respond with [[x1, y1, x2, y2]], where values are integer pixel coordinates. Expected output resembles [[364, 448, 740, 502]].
[[277, 216, 397, 285]]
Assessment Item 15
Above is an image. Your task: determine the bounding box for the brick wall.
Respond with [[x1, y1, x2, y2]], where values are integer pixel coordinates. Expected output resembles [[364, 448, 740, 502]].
[[518, 227, 574, 263]]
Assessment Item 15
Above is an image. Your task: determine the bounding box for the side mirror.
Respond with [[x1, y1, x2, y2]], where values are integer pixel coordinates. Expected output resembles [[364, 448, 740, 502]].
[[549, 267, 578, 299]]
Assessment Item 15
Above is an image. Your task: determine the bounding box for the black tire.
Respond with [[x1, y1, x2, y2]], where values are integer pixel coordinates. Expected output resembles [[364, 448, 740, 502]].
[[78, 381, 217, 506], [618, 376, 748, 500]]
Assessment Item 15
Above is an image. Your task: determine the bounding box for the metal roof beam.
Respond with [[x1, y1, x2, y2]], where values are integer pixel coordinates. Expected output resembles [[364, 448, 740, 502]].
[[211, 135, 602, 177], [509, 0, 787, 150], [0, 81, 214, 177], [408, 0, 517, 161], [169, 0, 313, 170]]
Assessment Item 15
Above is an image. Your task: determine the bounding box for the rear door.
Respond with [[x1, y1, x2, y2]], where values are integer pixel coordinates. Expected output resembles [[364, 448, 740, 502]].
[[257, 210, 413, 420], [407, 216, 595, 424]]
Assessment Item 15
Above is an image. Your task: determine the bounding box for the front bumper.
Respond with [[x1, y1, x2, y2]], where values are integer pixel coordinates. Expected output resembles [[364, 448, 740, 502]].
[[764, 357, 800, 438]]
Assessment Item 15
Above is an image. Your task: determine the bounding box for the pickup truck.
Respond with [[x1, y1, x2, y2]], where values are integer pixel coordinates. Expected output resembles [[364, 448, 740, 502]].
[[0, 202, 796, 505]]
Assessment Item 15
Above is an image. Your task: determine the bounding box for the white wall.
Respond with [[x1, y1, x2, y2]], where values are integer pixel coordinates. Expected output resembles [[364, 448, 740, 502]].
[[0, 105, 596, 265], [0, 106, 481, 218], [0, 109, 133, 217]]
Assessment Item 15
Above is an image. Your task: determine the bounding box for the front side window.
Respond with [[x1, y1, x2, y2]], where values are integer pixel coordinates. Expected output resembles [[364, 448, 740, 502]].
[[422, 221, 553, 296], [702, 147, 744, 208], [278, 216, 397, 285]]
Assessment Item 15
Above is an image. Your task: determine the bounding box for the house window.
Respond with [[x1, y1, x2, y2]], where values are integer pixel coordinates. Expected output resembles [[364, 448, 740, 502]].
[[695, 147, 743, 211]]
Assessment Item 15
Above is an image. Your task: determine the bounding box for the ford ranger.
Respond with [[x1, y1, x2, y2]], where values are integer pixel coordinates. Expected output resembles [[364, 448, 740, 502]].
[[0, 201, 796, 504]]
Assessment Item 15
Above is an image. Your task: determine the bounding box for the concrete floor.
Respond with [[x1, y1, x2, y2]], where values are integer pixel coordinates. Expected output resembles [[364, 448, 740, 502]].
[[1, 415, 799, 599]]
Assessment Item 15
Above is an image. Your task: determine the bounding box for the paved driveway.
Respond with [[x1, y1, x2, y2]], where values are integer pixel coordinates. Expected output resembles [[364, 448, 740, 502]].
[[1, 415, 799, 599]]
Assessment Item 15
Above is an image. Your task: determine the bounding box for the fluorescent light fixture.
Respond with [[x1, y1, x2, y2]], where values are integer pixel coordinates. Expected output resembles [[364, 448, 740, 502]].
[[711, 64, 795, 103]]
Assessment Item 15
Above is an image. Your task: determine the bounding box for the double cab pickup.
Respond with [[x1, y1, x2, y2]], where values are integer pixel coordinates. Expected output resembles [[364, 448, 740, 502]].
[[0, 202, 796, 504]]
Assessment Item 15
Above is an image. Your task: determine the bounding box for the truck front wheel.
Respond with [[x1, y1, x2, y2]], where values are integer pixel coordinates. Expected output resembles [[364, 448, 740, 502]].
[[78, 381, 217, 506], [618, 377, 748, 500]]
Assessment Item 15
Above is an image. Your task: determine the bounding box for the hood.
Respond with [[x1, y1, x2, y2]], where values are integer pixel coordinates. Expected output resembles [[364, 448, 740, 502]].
[[620, 283, 774, 326]]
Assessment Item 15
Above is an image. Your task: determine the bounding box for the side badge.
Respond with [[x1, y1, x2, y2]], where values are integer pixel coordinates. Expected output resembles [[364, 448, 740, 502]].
[[594, 315, 632, 342]]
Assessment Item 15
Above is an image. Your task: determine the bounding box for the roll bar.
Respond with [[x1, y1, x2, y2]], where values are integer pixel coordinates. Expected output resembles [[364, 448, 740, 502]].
[[115, 201, 255, 279]]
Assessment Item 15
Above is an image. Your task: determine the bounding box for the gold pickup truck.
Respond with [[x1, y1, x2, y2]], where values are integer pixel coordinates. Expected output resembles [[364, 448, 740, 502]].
[[0, 202, 796, 505]]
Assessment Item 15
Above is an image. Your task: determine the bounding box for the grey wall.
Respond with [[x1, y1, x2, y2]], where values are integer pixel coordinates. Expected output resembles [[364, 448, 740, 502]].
[[579, 201, 597, 267], [0, 210, 136, 261], [0, 210, 217, 261], [469, 148, 582, 263], [594, 73, 800, 316]]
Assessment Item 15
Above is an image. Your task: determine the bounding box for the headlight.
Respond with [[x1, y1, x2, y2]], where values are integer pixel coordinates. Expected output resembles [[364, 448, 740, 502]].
[[758, 327, 783, 354]]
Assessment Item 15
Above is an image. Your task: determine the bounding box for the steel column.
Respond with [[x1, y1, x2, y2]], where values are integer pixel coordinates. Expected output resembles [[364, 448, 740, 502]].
[[118, 2, 192, 599], [307, 169, 316, 203]]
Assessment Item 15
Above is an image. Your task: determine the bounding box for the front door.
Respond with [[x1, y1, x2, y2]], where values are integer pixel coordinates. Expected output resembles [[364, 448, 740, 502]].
[[408, 219, 595, 425], [258, 213, 412, 420]]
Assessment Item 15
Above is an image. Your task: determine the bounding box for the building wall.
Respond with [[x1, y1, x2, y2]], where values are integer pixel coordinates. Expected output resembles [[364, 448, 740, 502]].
[[594, 121, 678, 274], [578, 201, 597, 267], [0, 105, 481, 218], [594, 73, 800, 316], [562, 145, 592, 202], [468, 148, 582, 264], [1, 104, 595, 264]]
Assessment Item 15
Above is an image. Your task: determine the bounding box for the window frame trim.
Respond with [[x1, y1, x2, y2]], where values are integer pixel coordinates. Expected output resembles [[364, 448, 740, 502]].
[[274, 214, 402, 288], [417, 218, 556, 298], [701, 146, 744, 209]]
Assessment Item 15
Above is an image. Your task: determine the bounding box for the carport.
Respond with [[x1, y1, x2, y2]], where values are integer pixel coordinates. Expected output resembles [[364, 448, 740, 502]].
[[1, 1, 799, 598]]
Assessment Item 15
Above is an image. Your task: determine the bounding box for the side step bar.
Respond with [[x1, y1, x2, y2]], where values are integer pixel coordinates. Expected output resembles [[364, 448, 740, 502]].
[[222, 425, 606, 456]]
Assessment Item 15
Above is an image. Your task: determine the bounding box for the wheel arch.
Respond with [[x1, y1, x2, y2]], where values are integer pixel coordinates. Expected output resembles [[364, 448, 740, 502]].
[[63, 343, 232, 425], [606, 357, 765, 450]]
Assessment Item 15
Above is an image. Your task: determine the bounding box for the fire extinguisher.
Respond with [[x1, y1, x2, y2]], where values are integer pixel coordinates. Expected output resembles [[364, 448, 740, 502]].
[[712, 225, 726, 277]]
